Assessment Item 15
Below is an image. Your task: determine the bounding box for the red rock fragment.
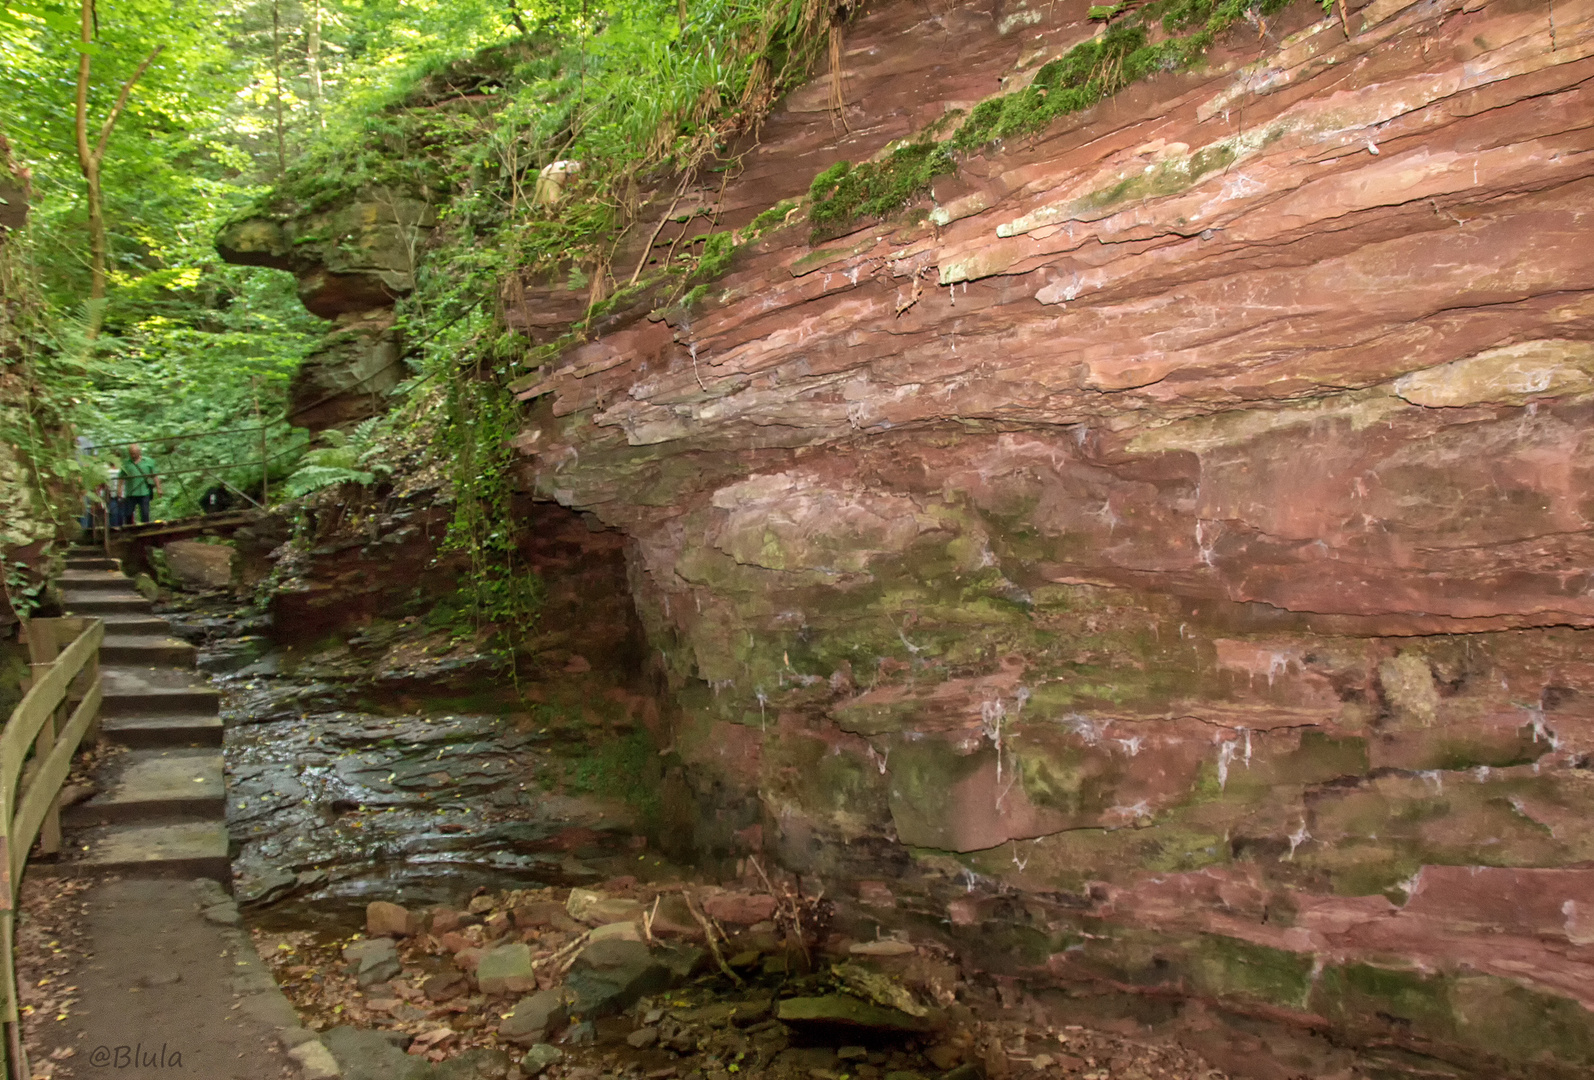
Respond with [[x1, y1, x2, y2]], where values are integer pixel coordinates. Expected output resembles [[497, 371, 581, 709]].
[[702, 892, 777, 925], [366, 900, 416, 938]]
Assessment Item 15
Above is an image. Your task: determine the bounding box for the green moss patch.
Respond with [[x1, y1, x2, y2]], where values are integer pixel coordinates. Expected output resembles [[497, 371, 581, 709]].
[[808, 144, 958, 243], [806, 0, 1307, 239]]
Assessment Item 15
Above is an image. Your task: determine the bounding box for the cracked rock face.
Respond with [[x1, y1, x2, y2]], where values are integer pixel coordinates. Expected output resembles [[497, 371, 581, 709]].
[[498, 0, 1594, 1071], [216, 192, 432, 428]]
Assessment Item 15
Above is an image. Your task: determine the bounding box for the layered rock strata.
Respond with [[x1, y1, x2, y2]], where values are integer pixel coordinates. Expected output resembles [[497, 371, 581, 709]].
[[216, 192, 432, 428], [502, 0, 1594, 1073]]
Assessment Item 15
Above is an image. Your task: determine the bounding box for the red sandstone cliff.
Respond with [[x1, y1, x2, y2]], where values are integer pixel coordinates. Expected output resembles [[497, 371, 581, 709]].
[[503, 0, 1594, 1073]]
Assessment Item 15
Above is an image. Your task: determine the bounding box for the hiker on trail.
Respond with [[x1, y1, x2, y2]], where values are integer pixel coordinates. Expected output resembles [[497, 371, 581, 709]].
[[119, 444, 161, 525], [100, 457, 123, 531], [76, 436, 97, 536]]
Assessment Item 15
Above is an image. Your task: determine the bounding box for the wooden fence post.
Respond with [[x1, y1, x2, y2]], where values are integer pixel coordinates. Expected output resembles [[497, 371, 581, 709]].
[[23, 623, 57, 853]]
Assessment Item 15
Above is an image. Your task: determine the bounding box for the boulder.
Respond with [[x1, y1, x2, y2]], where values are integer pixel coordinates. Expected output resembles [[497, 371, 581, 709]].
[[498, 988, 571, 1045], [655, 943, 707, 983], [566, 888, 645, 926], [436, 931, 473, 954], [588, 920, 642, 943], [564, 939, 673, 1016], [422, 966, 468, 1002], [161, 540, 234, 589], [433, 1048, 513, 1080], [429, 907, 470, 934], [647, 894, 704, 940], [587, 897, 646, 924], [566, 889, 600, 919], [476, 942, 537, 995], [626, 1027, 660, 1049], [367, 900, 417, 938], [342, 939, 401, 988], [322, 1025, 430, 1080], [520, 1044, 564, 1076]]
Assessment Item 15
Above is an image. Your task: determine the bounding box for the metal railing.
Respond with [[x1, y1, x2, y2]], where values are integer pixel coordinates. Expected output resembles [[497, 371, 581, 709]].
[[0, 618, 104, 1079]]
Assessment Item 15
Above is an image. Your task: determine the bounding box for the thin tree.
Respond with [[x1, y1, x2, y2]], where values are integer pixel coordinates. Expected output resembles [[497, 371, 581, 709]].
[[306, 0, 324, 128], [272, 0, 288, 176], [74, 0, 162, 335]]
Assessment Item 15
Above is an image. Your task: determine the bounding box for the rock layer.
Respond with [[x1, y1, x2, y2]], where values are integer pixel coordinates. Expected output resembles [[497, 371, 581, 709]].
[[216, 191, 431, 428], [500, 0, 1594, 1074]]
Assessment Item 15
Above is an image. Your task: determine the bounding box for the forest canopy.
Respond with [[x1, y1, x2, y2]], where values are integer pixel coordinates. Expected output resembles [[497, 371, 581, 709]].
[[3, 0, 819, 519]]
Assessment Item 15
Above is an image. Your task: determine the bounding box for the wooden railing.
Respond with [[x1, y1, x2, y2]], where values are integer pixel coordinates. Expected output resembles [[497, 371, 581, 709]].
[[0, 617, 104, 1078]]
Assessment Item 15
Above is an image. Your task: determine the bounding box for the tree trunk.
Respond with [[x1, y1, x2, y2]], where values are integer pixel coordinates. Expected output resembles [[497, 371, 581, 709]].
[[272, 0, 288, 177], [307, 0, 324, 128], [507, 1, 530, 35], [73, 0, 162, 337], [75, 0, 104, 321]]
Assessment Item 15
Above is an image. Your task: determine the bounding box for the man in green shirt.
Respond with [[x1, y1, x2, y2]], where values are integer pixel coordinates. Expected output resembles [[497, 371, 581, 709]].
[[119, 443, 162, 525]]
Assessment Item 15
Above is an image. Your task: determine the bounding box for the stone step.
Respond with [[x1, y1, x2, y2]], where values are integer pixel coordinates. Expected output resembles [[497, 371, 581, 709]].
[[57, 570, 133, 592], [66, 748, 225, 825], [99, 613, 173, 635], [99, 713, 224, 749], [101, 667, 219, 718], [61, 821, 230, 882], [62, 591, 152, 616], [101, 634, 197, 668], [65, 556, 120, 571]]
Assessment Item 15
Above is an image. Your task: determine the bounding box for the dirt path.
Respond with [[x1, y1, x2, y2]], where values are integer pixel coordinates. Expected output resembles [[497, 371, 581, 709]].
[[17, 874, 336, 1080]]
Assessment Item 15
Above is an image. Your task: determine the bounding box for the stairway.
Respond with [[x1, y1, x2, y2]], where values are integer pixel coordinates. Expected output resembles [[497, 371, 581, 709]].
[[56, 550, 230, 882]]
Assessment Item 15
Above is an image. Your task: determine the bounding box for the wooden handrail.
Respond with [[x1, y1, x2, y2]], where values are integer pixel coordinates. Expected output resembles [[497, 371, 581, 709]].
[[0, 617, 104, 1080], [0, 621, 102, 810]]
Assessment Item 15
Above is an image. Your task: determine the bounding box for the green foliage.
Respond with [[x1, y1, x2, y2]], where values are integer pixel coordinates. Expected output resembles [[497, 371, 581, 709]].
[[0, 0, 334, 518], [58, 266, 320, 518], [435, 368, 544, 654], [747, 197, 799, 234], [281, 417, 390, 496], [566, 727, 662, 822], [809, 0, 1305, 237], [692, 230, 737, 282], [257, 0, 832, 313], [0, 555, 47, 622], [808, 142, 956, 242]]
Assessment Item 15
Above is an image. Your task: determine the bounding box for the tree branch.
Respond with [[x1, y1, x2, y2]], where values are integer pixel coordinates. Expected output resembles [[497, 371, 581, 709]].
[[506, 0, 530, 36], [93, 43, 164, 162]]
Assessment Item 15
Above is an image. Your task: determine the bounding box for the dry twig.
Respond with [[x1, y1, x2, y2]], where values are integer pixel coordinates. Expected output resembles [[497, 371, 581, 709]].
[[684, 889, 744, 985]]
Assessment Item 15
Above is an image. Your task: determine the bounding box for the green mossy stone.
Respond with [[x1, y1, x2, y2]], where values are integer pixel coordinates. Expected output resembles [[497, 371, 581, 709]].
[[1187, 934, 1314, 1010], [1272, 731, 1368, 785], [886, 739, 992, 849]]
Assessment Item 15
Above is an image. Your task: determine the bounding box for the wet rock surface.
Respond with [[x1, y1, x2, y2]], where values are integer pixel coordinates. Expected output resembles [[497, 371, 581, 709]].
[[155, 600, 659, 928]]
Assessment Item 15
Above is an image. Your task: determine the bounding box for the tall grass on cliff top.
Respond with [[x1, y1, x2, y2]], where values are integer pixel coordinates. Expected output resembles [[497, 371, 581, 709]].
[[253, 0, 834, 661], [271, 0, 834, 287]]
